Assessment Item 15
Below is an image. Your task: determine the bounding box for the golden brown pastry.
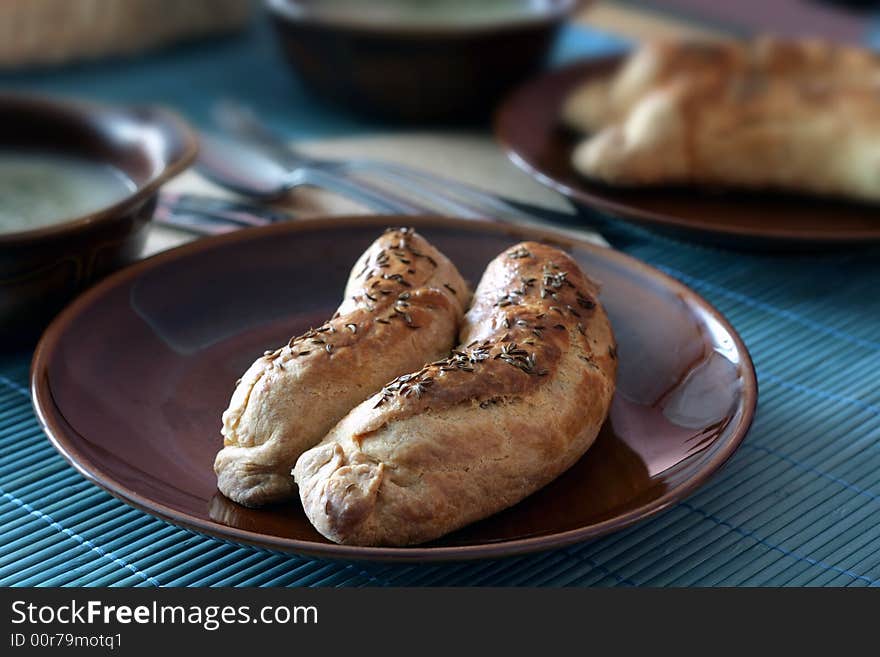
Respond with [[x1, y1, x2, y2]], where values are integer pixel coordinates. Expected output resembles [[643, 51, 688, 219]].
[[562, 37, 880, 133], [294, 241, 617, 546], [215, 228, 470, 507], [572, 76, 880, 201]]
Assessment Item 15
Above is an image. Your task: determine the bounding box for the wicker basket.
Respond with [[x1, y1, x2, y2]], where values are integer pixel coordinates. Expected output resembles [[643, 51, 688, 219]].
[[0, 0, 254, 69]]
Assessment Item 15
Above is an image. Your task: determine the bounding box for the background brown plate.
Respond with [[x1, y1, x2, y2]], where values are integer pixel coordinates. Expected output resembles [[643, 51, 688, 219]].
[[32, 216, 757, 561], [494, 57, 880, 249]]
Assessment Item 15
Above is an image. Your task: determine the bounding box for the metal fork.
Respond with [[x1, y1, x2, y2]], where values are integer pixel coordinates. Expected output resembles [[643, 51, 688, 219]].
[[208, 101, 595, 229], [155, 192, 292, 235]]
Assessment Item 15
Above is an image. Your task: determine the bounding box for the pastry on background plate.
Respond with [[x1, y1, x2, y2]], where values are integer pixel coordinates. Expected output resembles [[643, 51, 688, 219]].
[[564, 37, 880, 202], [215, 228, 470, 507], [562, 38, 880, 134], [294, 241, 617, 546]]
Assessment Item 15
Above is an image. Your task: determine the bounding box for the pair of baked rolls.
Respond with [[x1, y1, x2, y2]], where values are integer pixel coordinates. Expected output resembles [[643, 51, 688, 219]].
[[216, 230, 617, 546]]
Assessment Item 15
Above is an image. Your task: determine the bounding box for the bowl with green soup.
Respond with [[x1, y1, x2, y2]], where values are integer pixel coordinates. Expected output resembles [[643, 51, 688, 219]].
[[0, 95, 197, 343]]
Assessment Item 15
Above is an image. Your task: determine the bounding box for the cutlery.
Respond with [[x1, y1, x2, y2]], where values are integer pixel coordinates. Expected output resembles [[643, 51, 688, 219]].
[[196, 133, 431, 215], [155, 192, 293, 235], [212, 101, 578, 222], [204, 101, 609, 241]]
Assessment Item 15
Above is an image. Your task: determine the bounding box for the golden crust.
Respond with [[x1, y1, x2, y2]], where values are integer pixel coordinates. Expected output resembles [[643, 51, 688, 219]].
[[214, 228, 470, 507], [566, 38, 880, 202], [294, 242, 617, 546], [563, 37, 880, 133]]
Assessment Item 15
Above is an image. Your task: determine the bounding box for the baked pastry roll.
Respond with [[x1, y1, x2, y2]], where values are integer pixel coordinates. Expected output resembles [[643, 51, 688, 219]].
[[564, 38, 880, 202], [572, 75, 880, 201], [562, 37, 880, 133], [215, 228, 470, 507], [294, 241, 617, 546]]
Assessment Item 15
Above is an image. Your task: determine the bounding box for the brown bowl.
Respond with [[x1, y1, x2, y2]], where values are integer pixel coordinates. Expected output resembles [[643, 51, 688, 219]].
[[0, 94, 198, 344], [266, 0, 582, 122]]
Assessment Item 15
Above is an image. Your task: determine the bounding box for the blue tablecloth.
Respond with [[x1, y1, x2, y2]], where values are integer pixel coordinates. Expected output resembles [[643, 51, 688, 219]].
[[2, 20, 879, 587]]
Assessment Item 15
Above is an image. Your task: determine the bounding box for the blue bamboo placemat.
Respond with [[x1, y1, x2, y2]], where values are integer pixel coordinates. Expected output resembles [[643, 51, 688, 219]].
[[1, 20, 879, 587]]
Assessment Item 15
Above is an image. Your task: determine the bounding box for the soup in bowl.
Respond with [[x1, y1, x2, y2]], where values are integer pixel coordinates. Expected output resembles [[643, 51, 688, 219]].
[[0, 153, 136, 236], [0, 95, 198, 343]]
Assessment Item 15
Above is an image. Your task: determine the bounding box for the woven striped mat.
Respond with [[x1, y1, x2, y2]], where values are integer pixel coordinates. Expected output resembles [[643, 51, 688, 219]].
[[3, 226, 879, 587], [2, 13, 880, 587]]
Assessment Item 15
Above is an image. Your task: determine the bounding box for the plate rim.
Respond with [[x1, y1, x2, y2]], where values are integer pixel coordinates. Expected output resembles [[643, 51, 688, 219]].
[[31, 215, 758, 562], [494, 55, 880, 246]]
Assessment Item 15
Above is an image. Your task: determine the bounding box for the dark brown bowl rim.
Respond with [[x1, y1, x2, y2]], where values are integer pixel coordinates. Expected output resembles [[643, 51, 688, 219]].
[[0, 94, 199, 246], [266, 0, 581, 37], [493, 55, 880, 246], [31, 215, 758, 562]]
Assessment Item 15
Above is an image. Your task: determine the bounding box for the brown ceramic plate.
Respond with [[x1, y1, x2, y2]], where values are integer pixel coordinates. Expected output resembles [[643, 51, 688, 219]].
[[31, 216, 756, 561], [495, 56, 880, 249]]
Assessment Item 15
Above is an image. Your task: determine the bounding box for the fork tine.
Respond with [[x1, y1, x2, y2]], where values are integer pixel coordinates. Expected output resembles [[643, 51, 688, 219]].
[[166, 192, 292, 224], [155, 192, 287, 236], [346, 161, 533, 220], [345, 170, 491, 219]]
